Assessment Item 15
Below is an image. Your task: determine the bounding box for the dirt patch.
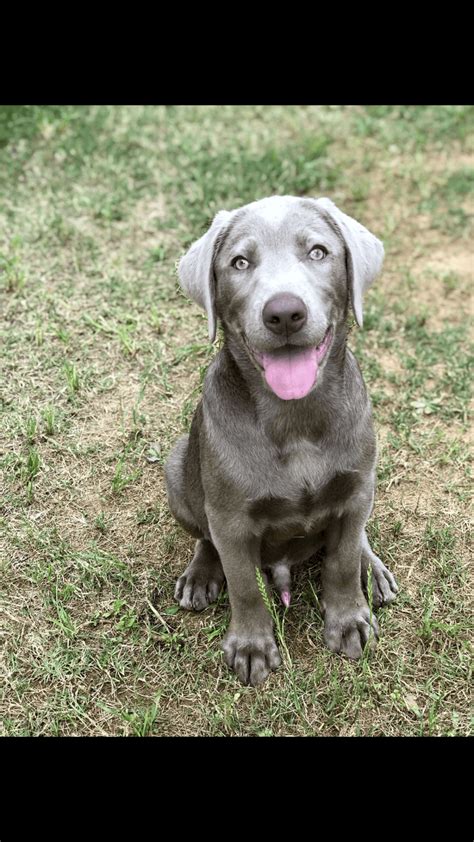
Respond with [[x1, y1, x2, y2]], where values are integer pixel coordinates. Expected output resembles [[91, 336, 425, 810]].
[[410, 246, 472, 330]]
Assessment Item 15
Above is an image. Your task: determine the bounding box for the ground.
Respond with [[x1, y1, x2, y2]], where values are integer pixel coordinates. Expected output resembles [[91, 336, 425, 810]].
[[0, 105, 472, 736]]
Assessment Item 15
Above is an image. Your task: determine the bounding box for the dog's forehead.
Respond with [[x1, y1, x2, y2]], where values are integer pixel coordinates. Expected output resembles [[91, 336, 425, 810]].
[[228, 196, 337, 245], [245, 195, 302, 225]]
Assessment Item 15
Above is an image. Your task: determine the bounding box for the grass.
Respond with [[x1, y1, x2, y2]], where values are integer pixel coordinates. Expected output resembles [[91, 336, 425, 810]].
[[0, 105, 473, 736]]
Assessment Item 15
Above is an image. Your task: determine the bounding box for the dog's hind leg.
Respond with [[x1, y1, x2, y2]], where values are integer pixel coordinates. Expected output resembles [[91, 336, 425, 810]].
[[174, 538, 225, 611], [360, 530, 398, 608], [165, 435, 204, 539], [165, 436, 225, 611]]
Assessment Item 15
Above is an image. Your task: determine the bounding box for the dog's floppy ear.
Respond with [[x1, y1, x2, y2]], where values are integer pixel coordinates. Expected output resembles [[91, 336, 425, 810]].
[[314, 198, 384, 327], [178, 210, 233, 342]]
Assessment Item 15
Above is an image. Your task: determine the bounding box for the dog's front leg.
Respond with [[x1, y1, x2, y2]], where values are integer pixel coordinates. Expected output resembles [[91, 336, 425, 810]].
[[321, 508, 380, 659], [207, 513, 281, 686]]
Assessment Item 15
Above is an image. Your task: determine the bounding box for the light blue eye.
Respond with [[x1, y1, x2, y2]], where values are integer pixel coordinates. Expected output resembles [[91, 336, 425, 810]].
[[309, 246, 327, 261], [232, 256, 249, 270]]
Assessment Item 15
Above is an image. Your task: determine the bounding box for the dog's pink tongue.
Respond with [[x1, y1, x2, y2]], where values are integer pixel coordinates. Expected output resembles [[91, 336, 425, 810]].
[[261, 347, 318, 400]]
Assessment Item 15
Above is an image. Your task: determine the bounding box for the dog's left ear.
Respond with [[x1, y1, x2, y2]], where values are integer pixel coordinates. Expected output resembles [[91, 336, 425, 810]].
[[178, 210, 233, 342], [314, 198, 384, 327]]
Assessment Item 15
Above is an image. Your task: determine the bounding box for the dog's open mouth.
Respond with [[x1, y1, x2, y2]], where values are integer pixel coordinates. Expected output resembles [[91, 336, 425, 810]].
[[253, 327, 333, 400]]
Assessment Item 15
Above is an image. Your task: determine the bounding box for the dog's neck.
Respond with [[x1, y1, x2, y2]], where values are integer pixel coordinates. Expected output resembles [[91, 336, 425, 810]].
[[219, 320, 352, 441]]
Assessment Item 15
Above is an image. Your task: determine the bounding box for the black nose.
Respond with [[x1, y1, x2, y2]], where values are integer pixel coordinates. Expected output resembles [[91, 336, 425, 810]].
[[262, 294, 308, 336]]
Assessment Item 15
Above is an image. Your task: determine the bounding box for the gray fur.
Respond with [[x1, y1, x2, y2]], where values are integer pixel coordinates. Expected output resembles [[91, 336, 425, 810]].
[[165, 195, 398, 687]]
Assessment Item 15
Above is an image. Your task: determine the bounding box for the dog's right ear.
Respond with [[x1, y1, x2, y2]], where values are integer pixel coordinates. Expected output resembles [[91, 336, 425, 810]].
[[177, 210, 233, 343]]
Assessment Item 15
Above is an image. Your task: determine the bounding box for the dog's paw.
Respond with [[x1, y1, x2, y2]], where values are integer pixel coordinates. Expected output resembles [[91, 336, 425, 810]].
[[174, 567, 224, 611], [221, 628, 282, 686], [323, 604, 379, 660], [362, 555, 399, 608]]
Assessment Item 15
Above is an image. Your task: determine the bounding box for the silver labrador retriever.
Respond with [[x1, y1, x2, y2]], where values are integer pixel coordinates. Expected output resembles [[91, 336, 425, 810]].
[[165, 195, 398, 686]]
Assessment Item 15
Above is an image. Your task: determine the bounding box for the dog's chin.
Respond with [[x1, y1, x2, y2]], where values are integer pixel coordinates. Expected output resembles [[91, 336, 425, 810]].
[[249, 326, 334, 400]]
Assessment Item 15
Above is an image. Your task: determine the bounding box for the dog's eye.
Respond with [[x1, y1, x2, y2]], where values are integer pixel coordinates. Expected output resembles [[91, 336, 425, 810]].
[[309, 246, 327, 261], [232, 256, 249, 271]]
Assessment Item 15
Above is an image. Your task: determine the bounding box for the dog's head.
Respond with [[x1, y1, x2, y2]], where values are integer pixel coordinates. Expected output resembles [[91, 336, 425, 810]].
[[178, 196, 383, 400]]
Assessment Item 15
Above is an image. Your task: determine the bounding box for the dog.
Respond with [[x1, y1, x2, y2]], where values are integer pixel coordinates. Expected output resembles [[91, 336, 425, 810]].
[[165, 195, 398, 686]]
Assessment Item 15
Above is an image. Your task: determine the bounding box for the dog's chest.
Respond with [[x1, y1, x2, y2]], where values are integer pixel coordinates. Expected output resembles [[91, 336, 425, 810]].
[[247, 438, 360, 532]]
